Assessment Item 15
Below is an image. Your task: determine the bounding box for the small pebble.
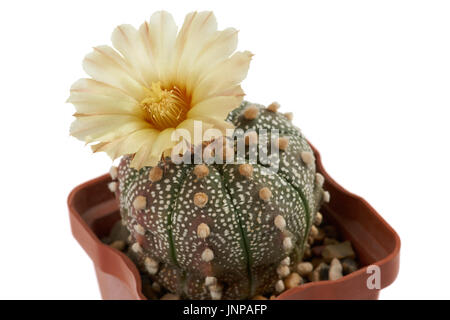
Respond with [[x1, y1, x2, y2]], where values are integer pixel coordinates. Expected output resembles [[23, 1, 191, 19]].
[[323, 225, 339, 238], [109, 240, 125, 251], [297, 262, 313, 277], [280, 256, 290, 266], [284, 272, 302, 289], [323, 191, 330, 203], [342, 258, 358, 275], [309, 262, 330, 282], [323, 237, 340, 245], [328, 258, 343, 281], [311, 245, 325, 257], [160, 293, 180, 300], [275, 280, 285, 293], [276, 265, 290, 278], [151, 282, 161, 293], [322, 241, 355, 262], [311, 257, 324, 268], [314, 212, 323, 226], [310, 225, 319, 239]]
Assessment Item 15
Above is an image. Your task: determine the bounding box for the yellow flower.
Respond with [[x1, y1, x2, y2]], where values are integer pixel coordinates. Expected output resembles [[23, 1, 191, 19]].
[[68, 11, 252, 168]]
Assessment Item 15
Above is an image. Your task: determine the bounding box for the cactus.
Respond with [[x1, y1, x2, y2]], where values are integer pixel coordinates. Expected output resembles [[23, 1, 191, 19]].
[[110, 101, 328, 299]]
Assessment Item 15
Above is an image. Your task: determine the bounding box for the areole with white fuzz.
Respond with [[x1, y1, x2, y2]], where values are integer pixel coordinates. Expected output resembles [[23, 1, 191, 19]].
[[283, 237, 293, 251], [238, 164, 253, 178], [267, 102, 280, 112], [276, 137, 290, 151], [259, 187, 272, 202], [134, 224, 145, 235], [301, 151, 315, 166], [274, 215, 286, 231], [209, 284, 223, 300], [132, 195, 147, 210], [107, 182, 117, 193], [243, 104, 259, 120], [149, 166, 163, 182], [193, 164, 209, 179], [205, 276, 217, 287], [131, 242, 143, 254], [316, 173, 325, 187], [194, 192, 208, 208], [197, 223, 211, 239], [144, 257, 159, 275], [201, 248, 214, 262]]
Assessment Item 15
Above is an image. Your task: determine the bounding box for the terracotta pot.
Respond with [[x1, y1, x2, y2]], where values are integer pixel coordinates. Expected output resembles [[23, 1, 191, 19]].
[[67, 144, 400, 300]]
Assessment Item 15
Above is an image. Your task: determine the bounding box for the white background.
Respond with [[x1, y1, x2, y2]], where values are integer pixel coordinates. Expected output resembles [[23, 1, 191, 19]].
[[0, 0, 448, 299]]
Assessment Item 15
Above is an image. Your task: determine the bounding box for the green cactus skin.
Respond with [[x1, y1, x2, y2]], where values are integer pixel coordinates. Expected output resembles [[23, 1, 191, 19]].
[[112, 101, 326, 299]]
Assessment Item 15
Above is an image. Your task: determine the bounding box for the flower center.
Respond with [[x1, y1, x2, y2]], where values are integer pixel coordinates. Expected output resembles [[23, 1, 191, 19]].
[[140, 82, 189, 130]]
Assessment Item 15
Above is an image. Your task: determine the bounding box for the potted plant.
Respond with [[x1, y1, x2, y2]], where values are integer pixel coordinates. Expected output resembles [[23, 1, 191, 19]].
[[67, 11, 400, 300]]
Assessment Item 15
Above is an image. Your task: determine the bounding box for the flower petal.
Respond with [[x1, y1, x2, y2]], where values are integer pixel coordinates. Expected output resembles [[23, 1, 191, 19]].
[[70, 114, 150, 143], [173, 12, 218, 87], [189, 95, 244, 120], [142, 11, 178, 86], [111, 24, 159, 87], [192, 51, 252, 104], [83, 45, 146, 100], [175, 118, 214, 146], [67, 78, 142, 116], [185, 28, 238, 94], [93, 128, 160, 160], [131, 128, 176, 168]]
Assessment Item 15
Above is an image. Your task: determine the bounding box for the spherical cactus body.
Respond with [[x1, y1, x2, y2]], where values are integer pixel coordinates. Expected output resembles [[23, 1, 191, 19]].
[[111, 101, 327, 299]]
